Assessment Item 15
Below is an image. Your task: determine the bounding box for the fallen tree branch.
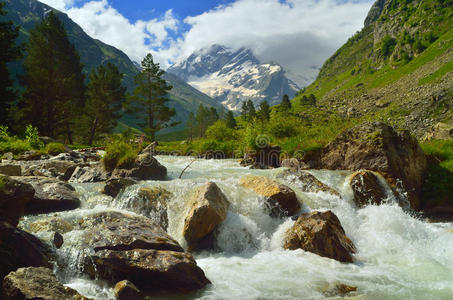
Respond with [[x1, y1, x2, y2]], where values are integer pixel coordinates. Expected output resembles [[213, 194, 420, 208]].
[[179, 159, 197, 179]]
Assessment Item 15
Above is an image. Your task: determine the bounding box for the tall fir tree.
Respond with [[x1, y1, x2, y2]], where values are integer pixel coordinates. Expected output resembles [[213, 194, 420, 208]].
[[246, 99, 256, 120], [83, 63, 126, 145], [241, 101, 248, 120], [281, 94, 291, 111], [129, 53, 176, 141], [224, 110, 237, 129], [22, 11, 85, 143], [186, 112, 196, 141], [258, 101, 270, 122], [0, 1, 22, 127]]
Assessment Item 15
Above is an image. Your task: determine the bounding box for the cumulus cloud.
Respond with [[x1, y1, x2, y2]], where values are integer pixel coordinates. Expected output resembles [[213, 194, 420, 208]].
[[38, 0, 373, 86]]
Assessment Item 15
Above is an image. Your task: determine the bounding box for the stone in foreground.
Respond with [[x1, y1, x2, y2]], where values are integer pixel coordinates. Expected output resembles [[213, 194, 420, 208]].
[[240, 175, 300, 217], [0, 175, 34, 227], [284, 211, 356, 263], [183, 182, 230, 250], [2, 267, 88, 300]]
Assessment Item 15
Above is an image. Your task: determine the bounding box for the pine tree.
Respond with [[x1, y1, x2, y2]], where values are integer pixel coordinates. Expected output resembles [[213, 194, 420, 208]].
[[129, 53, 176, 141], [83, 63, 126, 145], [241, 101, 248, 120], [308, 94, 317, 106], [258, 101, 270, 122], [195, 105, 208, 137], [186, 112, 196, 141], [224, 110, 237, 129], [22, 11, 85, 143], [281, 94, 291, 111], [0, 1, 22, 126], [246, 99, 256, 119]]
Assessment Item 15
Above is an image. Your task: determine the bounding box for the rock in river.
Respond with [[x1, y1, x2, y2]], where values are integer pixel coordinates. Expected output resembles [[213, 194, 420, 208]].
[[0, 175, 34, 227], [284, 211, 356, 263]]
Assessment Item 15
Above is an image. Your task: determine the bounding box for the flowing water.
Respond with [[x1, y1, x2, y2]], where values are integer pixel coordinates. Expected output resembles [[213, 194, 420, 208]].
[[19, 156, 453, 299]]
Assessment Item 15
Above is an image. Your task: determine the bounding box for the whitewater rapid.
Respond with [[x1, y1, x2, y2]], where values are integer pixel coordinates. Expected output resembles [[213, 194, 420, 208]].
[[20, 156, 453, 299]]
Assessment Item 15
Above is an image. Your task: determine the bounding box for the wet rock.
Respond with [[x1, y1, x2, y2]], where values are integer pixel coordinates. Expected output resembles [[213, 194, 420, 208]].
[[12, 176, 80, 214], [135, 186, 171, 230], [0, 175, 35, 227], [0, 222, 52, 285], [283, 211, 356, 263], [240, 145, 281, 169], [78, 211, 210, 293], [314, 122, 428, 210], [349, 170, 388, 207], [69, 165, 109, 183], [17, 151, 41, 161], [28, 216, 73, 234], [322, 283, 358, 297], [281, 158, 309, 172], [111, 152, 167, 181], [183, 182, 230, 250], [2, 267, 88, 300], [114, 280, 142, 300], [0, 164, 21, 176], [53, 232, 64, 249], [103, 177, 137, 198], [240, 175, 300, 217], [298, 171, 340, 196]]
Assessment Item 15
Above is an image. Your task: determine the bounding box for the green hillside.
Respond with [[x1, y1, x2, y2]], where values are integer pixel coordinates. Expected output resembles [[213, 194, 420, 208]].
[[294, 0, 453, 137], [3, 0, 224, 135]]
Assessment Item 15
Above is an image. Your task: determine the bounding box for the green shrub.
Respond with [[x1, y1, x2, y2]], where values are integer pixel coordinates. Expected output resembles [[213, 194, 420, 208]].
[[381, 35, 396, 57], [0, 138, 32, 154], [103, 140, 138, 170], [45, 142, 66, 155], [205, 120, 236, 142], [0, 126, 9, 142], [25, 125, 44, 149]]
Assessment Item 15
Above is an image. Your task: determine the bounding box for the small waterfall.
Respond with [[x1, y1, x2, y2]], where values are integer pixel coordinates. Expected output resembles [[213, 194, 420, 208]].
[[19, 156, 453, 299]]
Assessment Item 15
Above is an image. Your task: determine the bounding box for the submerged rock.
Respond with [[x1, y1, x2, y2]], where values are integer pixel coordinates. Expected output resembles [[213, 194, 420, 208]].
[[240, 175, 300, 217], [283, 211, 356, 263], [114, 280, 142, 300], [349, 170, 388, 207], [0, 222, 52, 285], [103, 177, 137, 198], [308, 122, 428, 210], [28, 216, 73, 234], [135, 186, 171, 230], [12, 176, 80, 214], [183, 182, 230, 250], [2, 267, 88, 300], [77, 211, 210, 293], [297, 171, 340, 196], [0, 175, 34, 227]]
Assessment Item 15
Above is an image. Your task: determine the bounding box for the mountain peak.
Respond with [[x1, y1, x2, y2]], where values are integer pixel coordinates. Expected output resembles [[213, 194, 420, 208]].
[[168, 45, 299, 111]]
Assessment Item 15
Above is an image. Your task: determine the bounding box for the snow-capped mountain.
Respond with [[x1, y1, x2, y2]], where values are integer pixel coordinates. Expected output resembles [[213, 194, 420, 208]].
[[168, 45, 300, 111]]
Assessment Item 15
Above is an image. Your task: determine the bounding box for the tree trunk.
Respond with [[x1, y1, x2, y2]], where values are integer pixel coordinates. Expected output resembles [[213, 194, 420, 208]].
[[88, 117, 98, 146]]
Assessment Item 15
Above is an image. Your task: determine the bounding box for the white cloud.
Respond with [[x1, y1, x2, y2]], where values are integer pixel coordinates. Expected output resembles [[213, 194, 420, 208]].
[[38, 0, 374, 86]]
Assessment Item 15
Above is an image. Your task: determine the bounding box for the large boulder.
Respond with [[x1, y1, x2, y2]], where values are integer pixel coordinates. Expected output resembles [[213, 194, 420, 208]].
[[0, 175, 35, 227], [3, 267, 88, 300], [313, 122, 428, 209], [0, 164, 21, 176], [12, 177, 80, 214], [240, 175, 300, 217], [297, 171, 340, 196], [111, 152, 167, 181], [103, 178, 137, 198], [349, 170, 389, 207], [183, 182, 230, 250], [283, 211, 356, 263], [133, 186, 171, 230], [76, 211, 210, 293], [0, 222, 52, 285]]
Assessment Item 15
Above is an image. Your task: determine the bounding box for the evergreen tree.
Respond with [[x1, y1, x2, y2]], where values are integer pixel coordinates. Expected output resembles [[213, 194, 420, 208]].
[[308, 94, 317, 106], [224, 110, 237, 129], [281, 94, 291, 111], [246, 99, 256, 119], [186, 112, 196, 141], [83, 63, 126, 145], [241, 101, 248, 120], [207, 107, 219, 125], [0, 1, 22, 126], [258, 101, 270, 122], [22, 11, 85, 143], [129, 53, 176, 141]]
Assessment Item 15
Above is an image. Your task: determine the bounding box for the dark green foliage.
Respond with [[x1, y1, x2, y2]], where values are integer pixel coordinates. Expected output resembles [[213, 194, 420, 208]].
[[205, 120, 236, 142], [0, 1, 22, 127], [128, 54, 176, 141], [241, 100, 256, 122], [194, 105, 219, 138], [83, 63, 126, 145], [22, 11, 85, 143], [25, 124, 43, 149], [224, 110, 237, 129], [257, 101, 270, 122], [381, 35, 397, 57], [102, 138, 138, 171], [45, 142, 65, 155], [280, 94, 291, 111], [186, 112, 196, 141]]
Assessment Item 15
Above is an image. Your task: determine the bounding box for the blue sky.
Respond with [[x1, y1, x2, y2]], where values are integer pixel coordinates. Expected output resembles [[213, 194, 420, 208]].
[[40, 0, 374, 86]]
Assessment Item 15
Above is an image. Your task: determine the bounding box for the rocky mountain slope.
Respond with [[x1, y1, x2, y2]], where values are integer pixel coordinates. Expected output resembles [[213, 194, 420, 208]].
[[3, 0, 223, 134], [168, 45, 300, 111], [295, 0, 453, 137]]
